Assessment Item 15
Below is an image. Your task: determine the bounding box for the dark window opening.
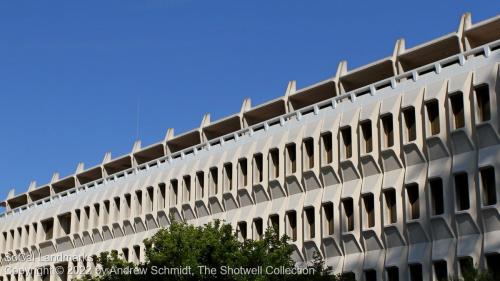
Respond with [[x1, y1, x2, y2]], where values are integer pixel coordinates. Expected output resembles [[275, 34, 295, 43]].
[[286, 211, 297, 242], [286, 144, 297, 174], [434, 261, 448, 281], [269, 149, 279, 179], [406, 184, 420, 219], [480, 167, 496, 206], [430, 178, 444, 215], [341, 127, 352, 159], [364, 194, 375, 227], [387, 267, 399, 281], [382, 114, 394, 147], [455, 173, 470, 211], [323, 202, 334, 235], [385, 189, 397, 224], [305, 207, 315, 239], [361, 121, 373, 153], [343, 199, 354, 232], [209, 167, 218, 195], [303, 138, 314, 169], [238, 158, 248, 187], [450, 93, 465, 129], [403, 107, 416, 142], [223, 163, 233, 192], [409, 264, 423, 281], [475, 84, 491, 122], [321, 133, 333, 165], [426, 100, 440, 135], [253, 154, 263, 183]]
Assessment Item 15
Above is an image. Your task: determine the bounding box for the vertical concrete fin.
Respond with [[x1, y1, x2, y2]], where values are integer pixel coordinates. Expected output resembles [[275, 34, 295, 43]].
[[335, 61, 348, 94], [28, 181, 37, 192], [132, 140, 142, 153], [7, 188, 15, 200], [164, 128, 175, 154], [393, 39, 406, 74], [240, 98, 252, 127], [76, 162, 85, 174], [102, 152, 112, 164], [459, 12, 472, 51], [50, 172, 60, 184], [285, 80, 297, 112], [200, 113, 211, 142]]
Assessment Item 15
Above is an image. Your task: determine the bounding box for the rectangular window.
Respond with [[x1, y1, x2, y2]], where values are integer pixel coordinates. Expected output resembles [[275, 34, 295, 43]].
[[170, 180, 178, 206], [361, 121, 373, 153], [475, 85, 491, 122], [486, 254, 500, 280], [343, 199, 354, 232], [365, 270, 377, 281], [321, 133, 333, 165], [382, 114, 394, 148], [158, 183, 166, 209], [450, 93, 465, 129], [459, 257, 473, 279], [426, 100, 440, 135], [57, 213, 71, 236], [103, 200, 110, 224], [237, 158, 248, 187], [183, 176, 191, 202], [42, 219, 54, 241], [455, 173, 470, 211], [223, 163, 233, 192], [286, 211, 297, 242], [303, 138, 314, 169], [341, 127, 352, 159], [322, 202, 334, 235], [387, 267, 399, 281], [385, 189, 397, 224], [237, 222, 247, 241], [253, 154, 263, 183], [209, 167, 218, 196], [409, 264, 423, 281], [286, 144, 297, 175], [406, 184, 420, 220], [196, 172, 204, 199], [364, 194, 375, 228], [430, 178, 444, 215], [135, 191, 142, 215], [269, 214, 279, 233], [304, 207, 315, 239], [124, 194, 131, 217], [146, 187, 154, 212], [433, 261, 447, 281], [403, 107, 416, 142], [269, 149, 279, 179], [481, 167, 496, 206], [253, 218, 263, 240]]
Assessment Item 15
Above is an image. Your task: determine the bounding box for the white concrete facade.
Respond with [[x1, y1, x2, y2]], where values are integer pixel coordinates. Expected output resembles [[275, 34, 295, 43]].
[[0, 13, 499, 281]]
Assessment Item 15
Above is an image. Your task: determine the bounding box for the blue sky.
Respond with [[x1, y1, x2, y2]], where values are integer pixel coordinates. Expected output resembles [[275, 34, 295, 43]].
[[0, 1, 497, 208]]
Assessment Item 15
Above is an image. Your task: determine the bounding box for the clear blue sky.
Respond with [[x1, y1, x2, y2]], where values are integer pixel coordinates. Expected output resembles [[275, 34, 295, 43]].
[[0, 1, 497, 208]]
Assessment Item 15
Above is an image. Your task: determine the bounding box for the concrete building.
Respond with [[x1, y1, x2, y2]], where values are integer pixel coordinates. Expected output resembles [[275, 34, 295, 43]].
[[0, 13, 499, 281]]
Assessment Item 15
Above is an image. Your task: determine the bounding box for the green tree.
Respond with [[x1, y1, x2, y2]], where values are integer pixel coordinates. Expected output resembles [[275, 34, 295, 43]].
[[73, 219, 347, 281]]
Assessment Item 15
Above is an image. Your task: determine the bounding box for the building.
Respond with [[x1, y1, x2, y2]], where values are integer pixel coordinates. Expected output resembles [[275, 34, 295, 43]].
[[0, 13, 499, 281]]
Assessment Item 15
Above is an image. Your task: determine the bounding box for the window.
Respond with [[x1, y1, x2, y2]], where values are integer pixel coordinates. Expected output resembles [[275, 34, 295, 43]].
[[455, 173, 470, 211], [303, 138, 314, 169], [170, 180, 178, 206], [253, 218, 263, 240], [361, 121, 373, 153], [237, 158, 248, 187], [340, 127, 352, 159], [42, 219, 54, 241], [409, 264, 423, 281], [486, 254, 500, 280], [253, 154, 263, 183], [386, 267, 399, 281], [450, 93, 465, 129], [183, 176, 191, 202], [364, 194, 375, 228], [286, 211, 297, 241], [475, 84, 491, 122], [195, 172, 204, 199], [382, 114, 394, 148], [458, 257, 473, 279], [433, 261, 447, 281], [124, 194, 131, 217], [158, 183, 166, 209], [223, 163, 233, 192], [94, 203, 100, 226], [269, 149, 279, 179], [406, 184, 420, 220], [403, 107, 416, 142], [269, 214, 279, 233], [364, 270, 377, 281], [343, 199, 354, 232], [304, 207, 315, 239], [134, 190, 142, 215], [103, 200, 110, 224], [384, 189, 397, 224], [321, 133, 333, 165], [285, 144, 296, 175], [480, 167, 496, 206], [237, 222, 247, 241], [426, 100, 440, 135], [58, 213, 71, 236], [146, 187, 154, 212], [430, 178, 444, 215], [209, 167, 218, 196], [322, 202, 334, 235]]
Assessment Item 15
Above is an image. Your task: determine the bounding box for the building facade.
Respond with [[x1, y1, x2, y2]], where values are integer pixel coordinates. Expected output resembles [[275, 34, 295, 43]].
[[0, 13, 499, 281]]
